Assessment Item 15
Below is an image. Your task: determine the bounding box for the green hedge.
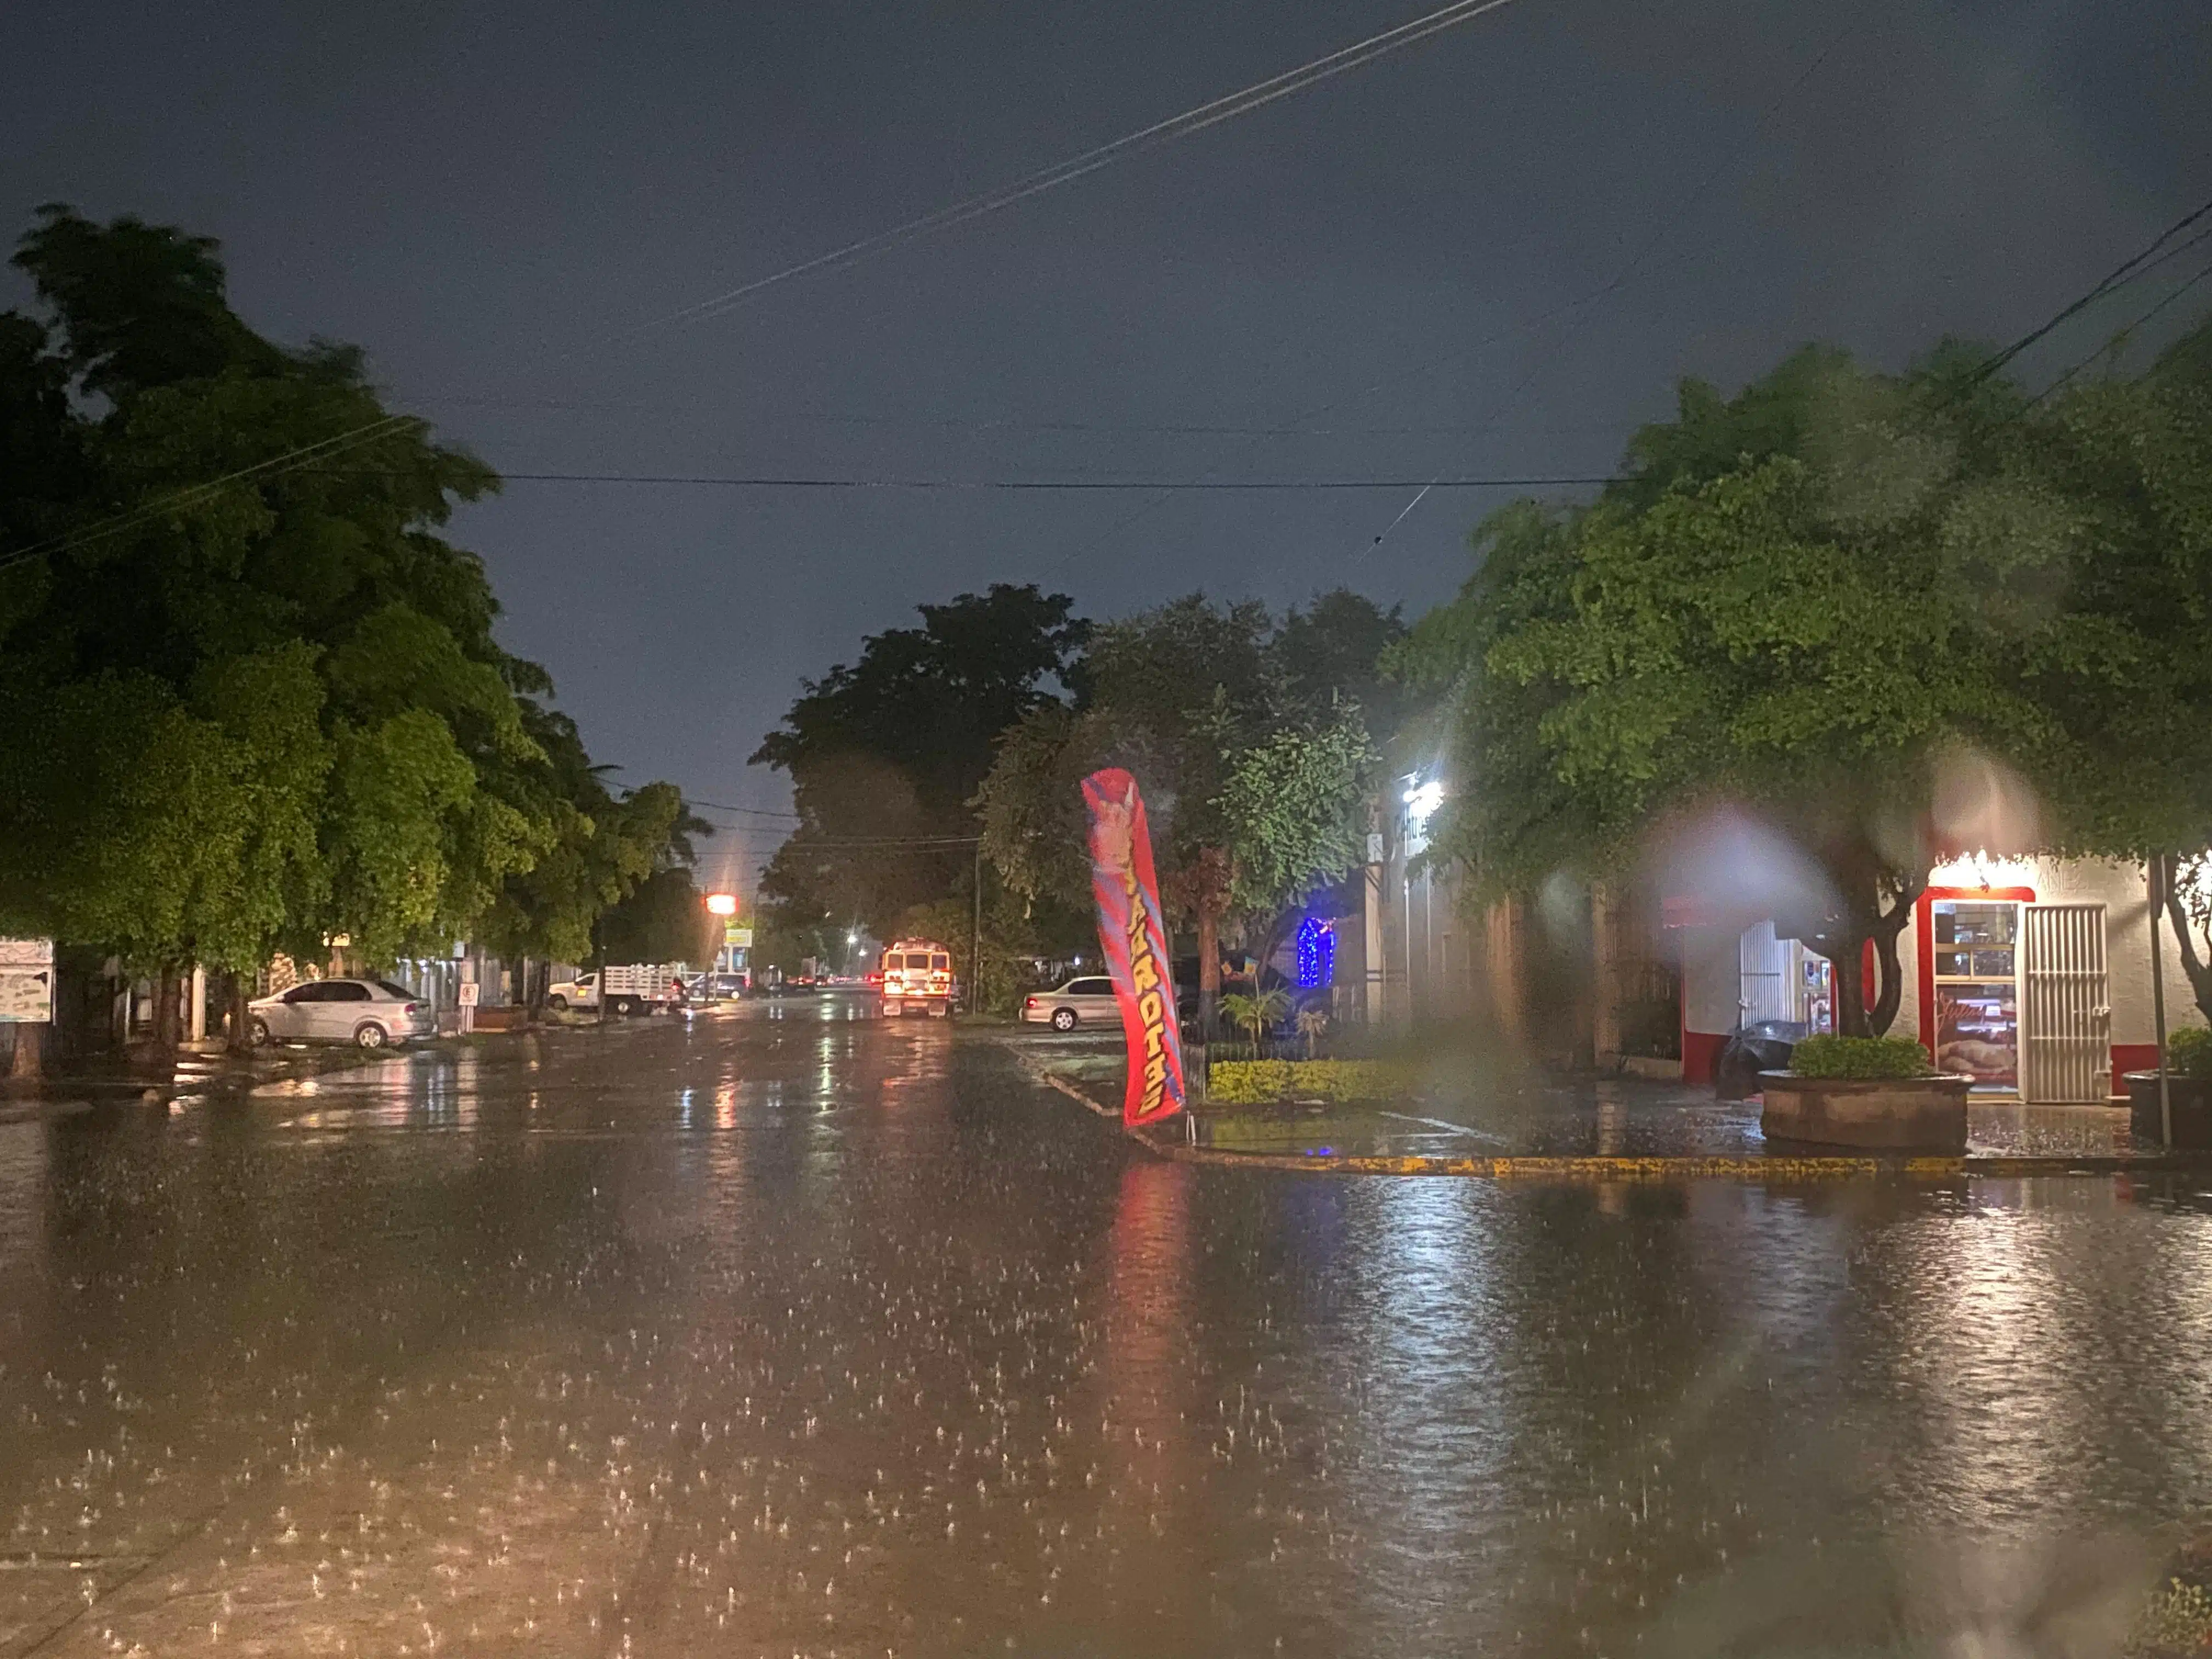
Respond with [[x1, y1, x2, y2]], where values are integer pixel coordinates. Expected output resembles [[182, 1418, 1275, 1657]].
[[2170, 1026, 2212, 1080], [1205, 1059, 1417, 1104], [1787, 1034, 1933, 1080]]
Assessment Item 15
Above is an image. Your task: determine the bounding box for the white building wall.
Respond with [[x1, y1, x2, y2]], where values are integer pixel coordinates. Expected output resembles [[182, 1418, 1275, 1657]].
[[1673, 855, 2210, 1080], [1680, 925, 1741, 1035], [1892, 907, 1921, 1043], [2046, 857, 2207, 1049]]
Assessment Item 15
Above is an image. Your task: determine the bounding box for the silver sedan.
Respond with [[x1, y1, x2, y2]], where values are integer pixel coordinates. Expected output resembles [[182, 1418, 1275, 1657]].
[[247, 978, 435, 1049], [1020, 975, 1122, 1032]]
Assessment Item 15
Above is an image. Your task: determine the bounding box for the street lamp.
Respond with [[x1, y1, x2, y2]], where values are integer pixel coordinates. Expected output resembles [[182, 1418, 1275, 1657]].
[[705, 893, 738, 917]]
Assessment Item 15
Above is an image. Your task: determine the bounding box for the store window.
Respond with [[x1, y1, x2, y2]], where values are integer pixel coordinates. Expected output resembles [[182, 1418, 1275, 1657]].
[[1931, 899, 2019, 1086]]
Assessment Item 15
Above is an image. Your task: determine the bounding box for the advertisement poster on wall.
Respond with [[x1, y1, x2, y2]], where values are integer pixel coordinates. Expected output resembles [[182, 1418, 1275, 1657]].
[[0, 939, 55, 1023]]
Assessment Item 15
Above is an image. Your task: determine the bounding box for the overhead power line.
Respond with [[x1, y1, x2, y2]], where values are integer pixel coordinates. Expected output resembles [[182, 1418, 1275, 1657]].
[[2033, 255, 2212, 403], [1966, 192, 2212, 387], [372, 469, 1624, 491], [0, 1, 1520, 575], [411, 392, 1631, 440], [685, 797, 800, 819], [607, 0, 1520, 342], [0, 414, 417, 577]]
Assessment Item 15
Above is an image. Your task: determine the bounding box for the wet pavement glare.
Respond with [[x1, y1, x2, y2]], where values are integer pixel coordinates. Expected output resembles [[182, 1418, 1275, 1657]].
[[6, 1001, 2212, 1657]]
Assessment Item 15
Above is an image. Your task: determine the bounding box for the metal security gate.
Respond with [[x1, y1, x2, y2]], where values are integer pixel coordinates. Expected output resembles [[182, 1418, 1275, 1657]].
[[2021, 904, 2111, 1104], [1738, 921, 1793, 1026]]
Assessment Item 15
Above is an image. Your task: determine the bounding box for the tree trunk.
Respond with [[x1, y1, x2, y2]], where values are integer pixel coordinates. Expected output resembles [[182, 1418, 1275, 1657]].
[[1808, 838, 1923, 1041], [2163, 882, 2212, 1029], [153, 966, 182, 1052], [1831, 933, 1872, 1037], [1197, 905, 1221, 1041], [1186, 844, 1233, 1042], [223, 970, 256, 1054], [9, 1023, 42, 1079], [1868, 896, 1916, 1036]]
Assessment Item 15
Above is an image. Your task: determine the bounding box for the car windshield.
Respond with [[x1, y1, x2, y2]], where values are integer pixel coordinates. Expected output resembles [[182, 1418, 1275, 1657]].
[[375, 980, 415, 1000]]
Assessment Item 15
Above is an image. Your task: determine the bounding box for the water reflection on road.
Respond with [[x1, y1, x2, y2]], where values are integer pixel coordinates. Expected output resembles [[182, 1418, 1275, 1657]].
[[3, 1005, 2211, 1655]]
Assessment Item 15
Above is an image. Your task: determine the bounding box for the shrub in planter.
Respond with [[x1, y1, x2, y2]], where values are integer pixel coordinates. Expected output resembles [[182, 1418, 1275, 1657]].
[[1785, 1035, 1934, 1080], [2124, 1025, 2212, 1148], [1760, 1035, 1964, 1151], [1205, 1059, 1418, 1105]]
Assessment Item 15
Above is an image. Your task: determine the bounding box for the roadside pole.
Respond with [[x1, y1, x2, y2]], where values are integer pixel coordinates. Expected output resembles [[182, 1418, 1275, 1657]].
[[2150, 854, 2173, 1148]]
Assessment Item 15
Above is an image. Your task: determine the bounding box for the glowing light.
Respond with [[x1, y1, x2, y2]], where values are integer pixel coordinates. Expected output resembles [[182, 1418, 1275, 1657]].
[[1402, 780, 1445, 828], [1927, 851, 2040, 891], [1295, 916, 1335, 989], [705, 892, 738, 917]]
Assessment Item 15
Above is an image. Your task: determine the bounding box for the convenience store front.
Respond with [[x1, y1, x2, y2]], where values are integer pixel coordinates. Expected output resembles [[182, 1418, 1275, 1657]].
[[1675, 854, 2194, 1102]]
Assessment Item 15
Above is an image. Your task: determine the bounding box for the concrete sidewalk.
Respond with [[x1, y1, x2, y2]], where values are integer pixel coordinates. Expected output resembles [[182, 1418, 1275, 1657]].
[[1007, 1032, 2190, 1175]]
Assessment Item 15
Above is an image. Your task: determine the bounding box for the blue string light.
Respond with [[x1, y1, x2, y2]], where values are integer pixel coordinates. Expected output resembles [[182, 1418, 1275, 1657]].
[[1295, 916, 1334, 989]]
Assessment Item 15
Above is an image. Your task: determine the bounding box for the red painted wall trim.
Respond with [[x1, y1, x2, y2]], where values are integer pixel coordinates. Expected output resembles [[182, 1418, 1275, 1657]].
[[1914, 885, 2036, 1062], [1681, 1029, 1726, 1087], [2112, 1042, 2159, 1081]]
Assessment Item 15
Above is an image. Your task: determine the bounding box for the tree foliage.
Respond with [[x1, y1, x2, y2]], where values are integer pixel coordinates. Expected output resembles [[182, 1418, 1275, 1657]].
[[0, 206, 691, 1028], [1400, 321, 2212, 1032], [977, 590, 1395, 1019], [752, 585, 1088, 946]]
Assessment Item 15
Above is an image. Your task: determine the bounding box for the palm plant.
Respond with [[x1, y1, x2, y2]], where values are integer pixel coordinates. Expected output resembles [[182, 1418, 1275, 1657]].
[[1220, 987, 1290, 1049], [1295, 1002, 1329, 1059]]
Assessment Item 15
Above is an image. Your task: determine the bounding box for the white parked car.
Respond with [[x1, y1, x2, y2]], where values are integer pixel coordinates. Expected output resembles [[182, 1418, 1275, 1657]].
[[1020, 975, 1121, 1032], [248, 978, 434, 1049]]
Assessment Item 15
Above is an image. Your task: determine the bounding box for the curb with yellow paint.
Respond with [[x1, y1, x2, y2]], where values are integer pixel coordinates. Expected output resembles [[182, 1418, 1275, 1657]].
[[1041, 1073, 2212, 1182]]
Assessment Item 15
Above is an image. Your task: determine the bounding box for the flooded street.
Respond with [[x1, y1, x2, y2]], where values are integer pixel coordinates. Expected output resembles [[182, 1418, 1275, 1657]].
[[7, 1004, 2212, 1656]]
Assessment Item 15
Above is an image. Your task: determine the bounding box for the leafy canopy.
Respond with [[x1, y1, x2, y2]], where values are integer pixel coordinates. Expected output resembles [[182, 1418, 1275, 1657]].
[[0, 206, 693, 978], [978, 590, 1395, 960], [1398, 322, 2212, 1032], [752, 584, 1088, 949]]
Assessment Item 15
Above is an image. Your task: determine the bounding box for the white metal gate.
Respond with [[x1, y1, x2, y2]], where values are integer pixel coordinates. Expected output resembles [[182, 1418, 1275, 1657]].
[[2021, 903, 2111, 1104], [1738, 921, 1794, 1026]]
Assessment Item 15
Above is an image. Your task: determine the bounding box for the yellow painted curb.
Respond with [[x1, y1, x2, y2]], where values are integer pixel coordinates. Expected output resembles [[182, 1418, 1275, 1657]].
[[1042, 1072, 2197, 1182]]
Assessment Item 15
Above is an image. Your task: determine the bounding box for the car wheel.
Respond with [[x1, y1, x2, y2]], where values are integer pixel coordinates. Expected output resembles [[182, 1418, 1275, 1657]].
[[247, 1016, 272, 1047], [548, 994, 568, 1012], [616, 996, 638, 1017], [353, 1022, 388, 1049], [1051, 1007, 1078, 1032]]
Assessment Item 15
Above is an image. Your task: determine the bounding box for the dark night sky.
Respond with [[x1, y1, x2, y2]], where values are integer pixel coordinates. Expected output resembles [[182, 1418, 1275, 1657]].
[[5, 0, 2208, 896]]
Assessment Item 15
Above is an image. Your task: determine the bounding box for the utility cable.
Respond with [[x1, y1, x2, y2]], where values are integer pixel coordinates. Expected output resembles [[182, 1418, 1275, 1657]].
[[1963, 191, 2212, 388], [0, 5, 1521, 578], [606, 0, 1521, 342], [0, 413, 419, 577], [2031, 256, 2212, 404], [455, 469, 1623, 490], [684, 797, 801, 819], [1350, 11, 1863, 554]]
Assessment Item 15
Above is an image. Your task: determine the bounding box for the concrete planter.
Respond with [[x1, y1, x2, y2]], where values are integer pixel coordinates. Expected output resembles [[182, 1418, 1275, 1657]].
[[1758, 1070, 1971, 1152], [2121, 1072, 2212, 1150]]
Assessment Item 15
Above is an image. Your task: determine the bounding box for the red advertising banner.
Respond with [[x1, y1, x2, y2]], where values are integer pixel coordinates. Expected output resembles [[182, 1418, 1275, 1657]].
[[1081, 768, 1189, 1126]]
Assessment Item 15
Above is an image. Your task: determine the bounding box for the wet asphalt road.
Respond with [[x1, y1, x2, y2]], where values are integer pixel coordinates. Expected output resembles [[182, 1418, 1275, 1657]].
[[5, 999, 2212, 1657]]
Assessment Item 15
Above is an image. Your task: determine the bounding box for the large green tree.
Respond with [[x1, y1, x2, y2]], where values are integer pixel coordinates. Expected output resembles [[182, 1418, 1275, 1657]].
[[978, 590, 1394, 1031], [0, 206, 693, 1049], [752, 584, 1089, 945], [1400, 324, 2212, 1035]]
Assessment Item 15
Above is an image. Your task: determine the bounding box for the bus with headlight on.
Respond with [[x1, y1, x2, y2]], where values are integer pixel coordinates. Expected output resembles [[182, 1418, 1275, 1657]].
[[878, 939, 955, 1018]]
